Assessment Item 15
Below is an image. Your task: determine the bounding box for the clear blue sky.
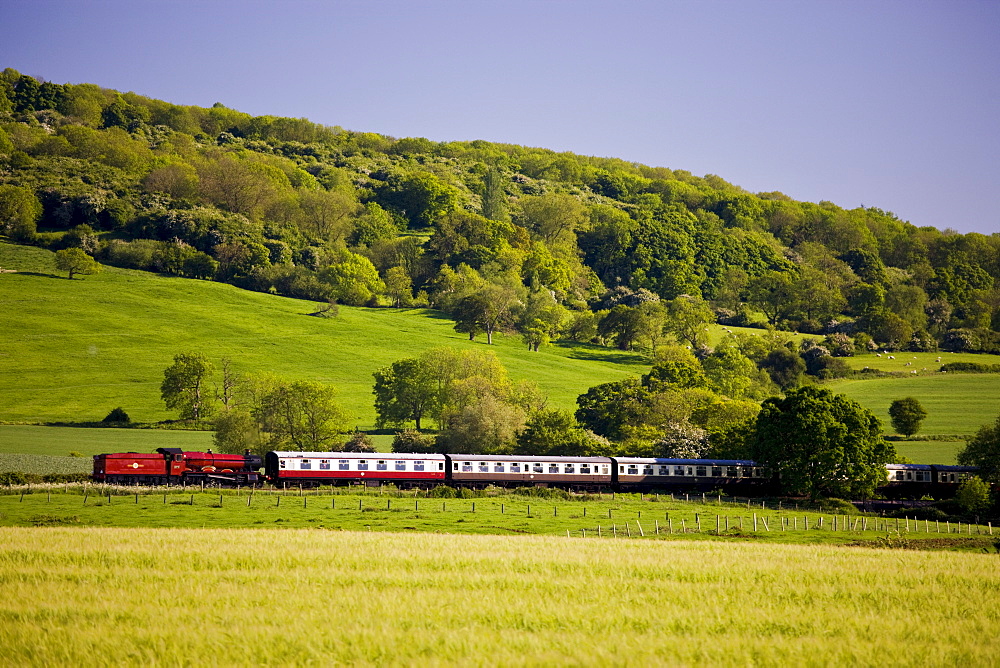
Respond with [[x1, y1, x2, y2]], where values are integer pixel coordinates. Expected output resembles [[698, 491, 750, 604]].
[[3, 0, 998, 234]]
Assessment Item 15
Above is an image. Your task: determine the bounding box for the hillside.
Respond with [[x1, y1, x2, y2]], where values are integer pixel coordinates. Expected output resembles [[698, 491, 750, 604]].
[[0, 242, 641, 427]]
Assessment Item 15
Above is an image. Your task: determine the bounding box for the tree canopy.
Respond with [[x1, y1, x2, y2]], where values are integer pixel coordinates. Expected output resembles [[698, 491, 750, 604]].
[[751, 386, 896, 499]]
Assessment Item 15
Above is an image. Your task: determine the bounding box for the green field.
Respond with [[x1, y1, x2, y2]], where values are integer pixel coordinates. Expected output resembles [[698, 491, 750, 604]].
[[0, 243, 643, 428], [1, 488, 993, 548], [1, 527, 996, 666], [827, 374, 1000, 437]]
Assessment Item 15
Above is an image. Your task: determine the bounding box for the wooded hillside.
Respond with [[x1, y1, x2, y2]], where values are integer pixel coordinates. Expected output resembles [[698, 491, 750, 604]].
[[1, 68, 998, 361]]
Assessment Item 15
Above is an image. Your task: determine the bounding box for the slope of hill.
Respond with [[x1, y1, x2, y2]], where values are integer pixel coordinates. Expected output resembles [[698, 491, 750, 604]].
[[0, 243, 642, 427]]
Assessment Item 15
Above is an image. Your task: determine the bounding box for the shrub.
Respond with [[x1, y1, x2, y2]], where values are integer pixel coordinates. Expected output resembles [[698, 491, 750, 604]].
[[810, 498, 859, 514], [939, 362, 1000, 373], [102, 407, 131, 424]]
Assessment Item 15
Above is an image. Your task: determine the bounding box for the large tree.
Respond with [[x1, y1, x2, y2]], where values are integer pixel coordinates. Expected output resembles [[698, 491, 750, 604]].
[[259, 380, 347, 451], [957, 412, 1000, 484], [888, 397, 927, 437], [373, 357, 438, 431], [751, 386, 895, 499], [55, 248, 102, 279], [161, 353, 214, 420]]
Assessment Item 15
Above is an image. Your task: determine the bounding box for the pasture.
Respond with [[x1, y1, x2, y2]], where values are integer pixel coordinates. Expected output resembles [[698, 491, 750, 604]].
[[0, 527, 997, 666], [0, 243, 642, 428], [0, 487, 994, 549]]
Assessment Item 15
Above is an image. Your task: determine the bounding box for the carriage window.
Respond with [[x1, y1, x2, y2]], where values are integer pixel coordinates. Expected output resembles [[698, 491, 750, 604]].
[[601, 466, 609, 475], [627, 465, 639, 475], [357, 460, 368, 470], [696, 466, 706, 477], [581, 465, 591, 474], [510, 463, 521, 473], [659, 466, 669, 476], [916, 471, 927, 482], [674, 466, 685, 476], [727, 466, 738, 477], [279, 460, 287, 469], [339, 459, 350, 471], [377, 460, 387, 471], [549, 464, 559, 474], [414, 461, 425, 472], [619, 466, 625, 473], [642, 465, 653, 475], [564, 464, 575, 474], [300, 460, 312, 470], [494, 463, 505, 473], [462, 463, 473, 472], [320, 460, 331, 470], [395, 460, 407, 471], [712, 467, 722, 476], [479, 462, 489, 473], [687, 467, 694, 476], [438, 462, 444, 471], [533, 464, 544, 473]]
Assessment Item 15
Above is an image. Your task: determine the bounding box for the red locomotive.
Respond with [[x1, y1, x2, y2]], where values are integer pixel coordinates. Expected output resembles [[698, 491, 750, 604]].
[[93, 447, 262, 486]]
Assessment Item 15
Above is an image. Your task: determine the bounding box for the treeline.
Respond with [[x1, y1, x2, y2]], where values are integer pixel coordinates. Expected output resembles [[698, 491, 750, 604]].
[[2, 68, 999, 357]]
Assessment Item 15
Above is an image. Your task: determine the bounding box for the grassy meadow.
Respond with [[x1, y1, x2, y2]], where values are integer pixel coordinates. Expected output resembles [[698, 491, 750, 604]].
[[0, 243, 643, 428], [1, 527, 997, 666], [1, 487, 994, 549]]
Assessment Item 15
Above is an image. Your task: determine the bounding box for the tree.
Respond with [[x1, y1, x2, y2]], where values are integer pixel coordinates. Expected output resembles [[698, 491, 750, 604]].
[[758, 346, 805, 390], [383, 265, 413, 308], [54, 248, 102, 279], [343, 430, 377, 453], [888, 398, 927, 437], [957, 412, 1000, 484], [0, 184, 42, 241], [751, 386, 896, 499], [213, 408, 266, 455], [452, 284, 520, 344], [515, 409, 596, 456], [259, 380, 348, 451], [373, 358, 438, 431], [954, 476, 991, 514], [664, 294, 714, 350], [161, 353, 214, 420]]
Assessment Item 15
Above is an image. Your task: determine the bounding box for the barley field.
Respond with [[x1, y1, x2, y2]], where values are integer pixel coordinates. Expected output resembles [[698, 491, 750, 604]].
[[0, 527, 996, 666]]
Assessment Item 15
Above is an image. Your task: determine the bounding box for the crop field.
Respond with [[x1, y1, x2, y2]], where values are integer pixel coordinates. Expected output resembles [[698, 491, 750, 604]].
[[0, 424, 214, 457], [0, 527, 997, 666], [0, 243, 642, 428]]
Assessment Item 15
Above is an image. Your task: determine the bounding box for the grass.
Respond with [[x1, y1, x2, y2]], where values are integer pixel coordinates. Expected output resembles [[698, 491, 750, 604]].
[[0, 424, 213, 456], [826, 373, 1000, 437], [0, 242, 643, 428], [0, 487, 993, 548], [0, 527, 997, 666]]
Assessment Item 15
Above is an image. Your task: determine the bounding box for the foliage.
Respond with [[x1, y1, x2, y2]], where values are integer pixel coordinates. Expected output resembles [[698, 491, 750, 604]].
[[101, 407, 131, 424], [888, 397, 927, 437], [258, 380, 348, 451], [342, 430, 376, 453], [54, 247, 102, 279], [391, 428, 438, 454], [160, 352, 214, 421], [752, 386, 896, 499], [373, 357, 438, 431], [957, 412, 1000, 484], [953, 476, 991, 514]]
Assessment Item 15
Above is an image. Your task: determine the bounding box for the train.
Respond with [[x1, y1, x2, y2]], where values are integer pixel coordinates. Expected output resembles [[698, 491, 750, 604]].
[[93, 448, 979, 499]]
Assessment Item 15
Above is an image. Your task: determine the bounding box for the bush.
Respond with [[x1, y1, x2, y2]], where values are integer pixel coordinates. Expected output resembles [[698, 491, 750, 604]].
[[428, 485, 458, 498], [939, 362, 1000, 373], [809, 498, 859, 514], [392, 429, 438, 454], [102, 407, 131, 424]]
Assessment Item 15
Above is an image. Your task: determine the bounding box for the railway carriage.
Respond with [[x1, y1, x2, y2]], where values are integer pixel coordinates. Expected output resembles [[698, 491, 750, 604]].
[[612, 457, 769, 493], [883, 464, 979, 499], [265, 451, 447, 488], [447, 454, 613, 489]]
